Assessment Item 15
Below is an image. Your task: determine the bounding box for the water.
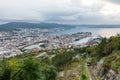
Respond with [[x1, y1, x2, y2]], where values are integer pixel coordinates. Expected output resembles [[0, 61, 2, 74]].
[[72, 37, 96, 45], [24, 43, 44, 50], [55, 27, 120, 38], [24, 27, 120, 48]]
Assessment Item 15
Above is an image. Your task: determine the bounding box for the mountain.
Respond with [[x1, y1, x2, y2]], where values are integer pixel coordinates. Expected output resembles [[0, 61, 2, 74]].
[[0, 22, 75, 31], [1, 22, 120, 31]]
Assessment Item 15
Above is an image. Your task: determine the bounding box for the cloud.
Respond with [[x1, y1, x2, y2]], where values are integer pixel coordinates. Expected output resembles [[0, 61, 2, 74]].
[[0, 0, 120, 24], [106, 0, 120, 4]]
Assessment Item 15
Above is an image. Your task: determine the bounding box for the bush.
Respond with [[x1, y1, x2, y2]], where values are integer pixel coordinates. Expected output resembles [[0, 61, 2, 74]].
[[81, 73, 87, 80], [103, 51, 120, 73]]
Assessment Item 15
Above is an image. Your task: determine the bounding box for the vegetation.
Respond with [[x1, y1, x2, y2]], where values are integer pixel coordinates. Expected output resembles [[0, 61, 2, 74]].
[[80, 73, 87, 80], [52, 48, 86, 70], [79, 60, 89, 80], [86, 34, 120, 73], [0, 57, 57, 80], [0, 22, 74, 31], [103, 51, 120, 73]]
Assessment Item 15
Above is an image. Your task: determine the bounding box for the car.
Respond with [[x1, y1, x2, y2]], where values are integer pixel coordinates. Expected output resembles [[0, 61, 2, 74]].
[[86, 62, 91, 66]]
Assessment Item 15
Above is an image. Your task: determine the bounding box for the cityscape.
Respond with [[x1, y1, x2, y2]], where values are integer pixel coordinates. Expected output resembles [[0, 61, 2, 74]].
[[0, 0, 120, 80], [0, 27, 101, 59]]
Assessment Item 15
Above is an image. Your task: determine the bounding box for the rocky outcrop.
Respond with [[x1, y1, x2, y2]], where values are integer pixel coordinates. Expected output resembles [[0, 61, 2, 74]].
[[101, 69, 120, 80], [92, 58, 120, 80]]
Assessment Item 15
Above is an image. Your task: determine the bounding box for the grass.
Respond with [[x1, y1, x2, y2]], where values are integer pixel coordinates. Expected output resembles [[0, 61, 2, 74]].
[[79, 66, 89, 80], [103, 51, 120, 73], [79, 59, 89, 80], [57, 57, 87, 80]]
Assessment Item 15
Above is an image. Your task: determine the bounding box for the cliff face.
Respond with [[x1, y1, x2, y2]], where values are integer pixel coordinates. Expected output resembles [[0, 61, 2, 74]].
[[92, 58, 120, 80]]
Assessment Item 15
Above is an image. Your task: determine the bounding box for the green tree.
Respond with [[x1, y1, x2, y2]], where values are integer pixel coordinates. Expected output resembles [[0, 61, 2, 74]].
[[96, 38, 107, 56], [0, 59, 11, 80], [0, 57, 57, 80], [19, 57, 42, 80]]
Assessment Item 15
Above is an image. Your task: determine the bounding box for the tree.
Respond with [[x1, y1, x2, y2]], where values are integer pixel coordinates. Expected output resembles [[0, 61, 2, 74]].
[[103, 42, 113, 55], [0, 59, 11, 80], [96, 38, 107, 56], [0, 57, 57, 80], [19, 57, 42, 80], [41, 64, 57, 80]]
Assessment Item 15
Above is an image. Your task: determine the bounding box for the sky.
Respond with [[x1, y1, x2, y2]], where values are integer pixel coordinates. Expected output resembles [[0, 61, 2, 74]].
[[0, 0, 120, 24]]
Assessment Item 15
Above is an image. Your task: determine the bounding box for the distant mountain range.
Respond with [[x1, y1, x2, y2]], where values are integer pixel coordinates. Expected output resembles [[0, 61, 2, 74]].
[[0, 22, 120, 31], [0, 22, 75, 31]]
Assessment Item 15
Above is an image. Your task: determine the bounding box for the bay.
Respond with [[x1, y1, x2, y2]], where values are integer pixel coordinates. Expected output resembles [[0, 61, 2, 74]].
[[55, 27, 120, 38]]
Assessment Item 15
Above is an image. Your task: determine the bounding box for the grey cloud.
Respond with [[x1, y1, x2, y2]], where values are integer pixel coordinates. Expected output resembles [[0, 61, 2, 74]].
[[106, 0, 120, 4], [0, 0, 120, 24]]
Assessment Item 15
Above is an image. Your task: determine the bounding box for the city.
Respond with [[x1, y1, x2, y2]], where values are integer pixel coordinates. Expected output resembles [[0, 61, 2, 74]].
[[0, 28, 101, 59], [0, 0, 120, 80]]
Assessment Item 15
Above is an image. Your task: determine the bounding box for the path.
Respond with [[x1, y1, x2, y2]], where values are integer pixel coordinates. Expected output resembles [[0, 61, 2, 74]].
[[86, 65, 98, 80]]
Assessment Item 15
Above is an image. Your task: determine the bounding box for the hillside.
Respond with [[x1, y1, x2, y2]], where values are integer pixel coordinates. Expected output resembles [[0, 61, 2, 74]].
[[0, 22, 74, 31], [86, 35, 120, 80], [1, 22, 120, 31]]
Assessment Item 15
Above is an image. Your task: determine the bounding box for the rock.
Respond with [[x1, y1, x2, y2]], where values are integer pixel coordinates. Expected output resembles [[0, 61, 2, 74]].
[[101, 69, 118, 80], [92, 58, 120, 80]]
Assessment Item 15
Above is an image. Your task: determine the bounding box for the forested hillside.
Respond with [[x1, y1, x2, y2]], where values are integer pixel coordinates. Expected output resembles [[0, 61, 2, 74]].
[[0, 22, 74, 31]]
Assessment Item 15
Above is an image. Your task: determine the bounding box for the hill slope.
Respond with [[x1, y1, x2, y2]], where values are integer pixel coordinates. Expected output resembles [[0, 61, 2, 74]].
[[0, 22, 74, 31]]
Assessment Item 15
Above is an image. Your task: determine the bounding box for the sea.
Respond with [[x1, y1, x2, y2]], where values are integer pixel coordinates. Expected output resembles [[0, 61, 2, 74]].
[[55, 26, 120, 38]]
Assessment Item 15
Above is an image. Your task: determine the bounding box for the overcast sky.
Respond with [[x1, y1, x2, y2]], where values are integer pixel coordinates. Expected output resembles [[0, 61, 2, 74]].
[[0, 0, 120, 24]]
